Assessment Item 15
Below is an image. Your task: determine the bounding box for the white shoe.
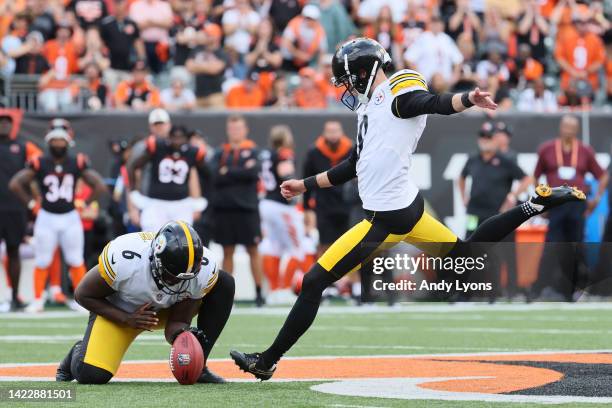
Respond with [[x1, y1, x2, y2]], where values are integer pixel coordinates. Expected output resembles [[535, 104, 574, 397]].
[[0, 301, 10, 313], [67, 299, 87, 313], [265, 290, 281, 306], [25, 299, 45, 313], [276, 289, 297, 305]]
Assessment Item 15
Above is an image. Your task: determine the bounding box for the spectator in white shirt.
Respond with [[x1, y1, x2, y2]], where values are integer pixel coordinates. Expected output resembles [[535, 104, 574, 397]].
[[129, 0, 173, 74], [160, 71, 196, 111], [404, 15, 463, 85], [222, 0, 260, 56], [357, 0, 408, 24], [517, 78, 558, 112]]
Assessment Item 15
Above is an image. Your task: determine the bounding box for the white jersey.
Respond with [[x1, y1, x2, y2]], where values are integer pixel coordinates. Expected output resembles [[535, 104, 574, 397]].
[[98, 232, 219, 313], [355, 69, 429, 211]]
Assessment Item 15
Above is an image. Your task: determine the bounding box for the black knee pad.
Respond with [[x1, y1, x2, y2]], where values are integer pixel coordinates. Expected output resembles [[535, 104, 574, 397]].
[[299, 264, 336, 303], [215, 270, 235, 298], [74, 363, 113, 384]]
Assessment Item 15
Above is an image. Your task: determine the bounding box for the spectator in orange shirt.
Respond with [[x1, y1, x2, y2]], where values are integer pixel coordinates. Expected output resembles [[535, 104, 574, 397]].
[[265, 75, 292, 108], [364, 6, 405, 71], [315, 53, 343, 107], [555, 14, 605, 101], [281, 5, 327, 72], [515, 43, 544, 83], [38, 22, 80, 111], [73, 62, 109, 111], [114, 59, 161, 110], [226, 70, 266, 109], [294, 67, 327, 109], [605, 29, 612, 103]]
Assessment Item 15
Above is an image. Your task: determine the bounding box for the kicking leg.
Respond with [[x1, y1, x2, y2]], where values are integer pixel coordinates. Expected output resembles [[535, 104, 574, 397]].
[[231, 200, 423, 380], [466, 184, 586, 243]]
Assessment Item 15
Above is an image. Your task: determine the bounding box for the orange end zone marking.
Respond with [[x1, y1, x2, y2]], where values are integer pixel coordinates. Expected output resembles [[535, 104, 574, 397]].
[[5, 352, 610, 394]]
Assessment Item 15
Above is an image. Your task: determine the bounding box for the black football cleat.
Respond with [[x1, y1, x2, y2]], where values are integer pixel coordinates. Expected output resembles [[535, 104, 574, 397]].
[[528, 184, 586, 213], [56, 340, 81, 382], [197, 367, 226, 384], [9, 298, 27, 312], [230, 350, 276, 381]]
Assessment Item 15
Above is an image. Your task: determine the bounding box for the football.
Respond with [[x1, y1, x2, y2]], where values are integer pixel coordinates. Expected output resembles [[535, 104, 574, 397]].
[[169, 331, 205, 385]]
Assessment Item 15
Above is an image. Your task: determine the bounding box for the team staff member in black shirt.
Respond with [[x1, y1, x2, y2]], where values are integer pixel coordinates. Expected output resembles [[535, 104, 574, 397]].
[[459, 121, 531, 300], [302, 121, 353, 256], [10, 128, 107, 312], [211, 115, 264, 306], [0, 111, 42, 311], [459, 122, 531, 233]]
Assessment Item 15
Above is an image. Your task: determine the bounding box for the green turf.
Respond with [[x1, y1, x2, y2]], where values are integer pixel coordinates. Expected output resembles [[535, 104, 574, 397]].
[[1, 304, 611, 407]]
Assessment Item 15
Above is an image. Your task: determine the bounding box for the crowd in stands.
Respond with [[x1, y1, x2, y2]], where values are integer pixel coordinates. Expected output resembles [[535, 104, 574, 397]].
[[1, 0, 611, 112]]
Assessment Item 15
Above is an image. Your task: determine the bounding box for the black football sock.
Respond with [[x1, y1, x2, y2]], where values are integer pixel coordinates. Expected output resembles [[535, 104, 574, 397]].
[[6, 247, 20, 302], [255, 285, 262, 298], [197, 271, 235, 359], [465, 205, 532, 243], [260, 264, 336, 367]]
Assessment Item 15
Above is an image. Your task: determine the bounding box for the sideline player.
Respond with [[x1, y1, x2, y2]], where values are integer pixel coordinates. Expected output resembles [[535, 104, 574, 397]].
[[230, 38, 586, 379], [9, 128, 107, 312], [127, 125, 206, 232], [259, 125, 305, 304], [0, 110, 42, 311], [55, 221, 234, 384]]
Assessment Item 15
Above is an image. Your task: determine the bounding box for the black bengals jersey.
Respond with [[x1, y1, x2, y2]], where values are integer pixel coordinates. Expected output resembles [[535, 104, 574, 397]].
[[146, 136, 205, 201], [28, 153, 89, 214], [260, 147, 294, 205], [0, 139, 41, 211]]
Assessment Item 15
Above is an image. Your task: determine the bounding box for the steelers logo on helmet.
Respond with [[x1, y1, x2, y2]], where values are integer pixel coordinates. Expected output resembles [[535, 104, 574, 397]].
[[153, 234, 167, 255], [150, 221, 204, 295]]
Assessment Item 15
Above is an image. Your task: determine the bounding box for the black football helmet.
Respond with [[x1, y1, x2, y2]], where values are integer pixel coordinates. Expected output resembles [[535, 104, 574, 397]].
[[331, 37, 391, 111], [150, 221, 204, 295]]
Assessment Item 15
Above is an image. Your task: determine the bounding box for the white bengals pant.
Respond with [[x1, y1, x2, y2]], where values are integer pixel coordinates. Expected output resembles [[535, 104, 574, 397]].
[[34, 209, 84, 268], [139, 197, 196, 233], [259, 199, 305, 261]]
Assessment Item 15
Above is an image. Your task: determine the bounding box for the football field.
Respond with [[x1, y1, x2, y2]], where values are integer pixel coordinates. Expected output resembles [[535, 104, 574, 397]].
[[2, 303, 612, 407]]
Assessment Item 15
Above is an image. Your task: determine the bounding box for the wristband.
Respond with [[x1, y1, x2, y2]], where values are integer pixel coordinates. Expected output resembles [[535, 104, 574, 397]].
[[303, 176, 318, 191], [27, 199, 36, 210], [461, 92, 475, 108]]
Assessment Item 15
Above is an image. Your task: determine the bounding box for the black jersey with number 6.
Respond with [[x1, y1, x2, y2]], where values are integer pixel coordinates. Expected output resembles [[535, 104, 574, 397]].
[[146, 136, 205, 201], [28, 154, 89, 214]]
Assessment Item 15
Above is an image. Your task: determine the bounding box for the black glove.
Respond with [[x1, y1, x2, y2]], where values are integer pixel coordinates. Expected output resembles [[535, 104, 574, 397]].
[[172, 326, 208, 349]]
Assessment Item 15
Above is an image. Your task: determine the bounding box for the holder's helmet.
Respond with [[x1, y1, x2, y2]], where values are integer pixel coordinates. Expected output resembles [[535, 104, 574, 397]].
[[150, 221, 203, 294]]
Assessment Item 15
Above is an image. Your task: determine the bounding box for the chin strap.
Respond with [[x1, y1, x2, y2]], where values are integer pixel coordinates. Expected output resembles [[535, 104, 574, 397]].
[[358, 60, 379, 105]]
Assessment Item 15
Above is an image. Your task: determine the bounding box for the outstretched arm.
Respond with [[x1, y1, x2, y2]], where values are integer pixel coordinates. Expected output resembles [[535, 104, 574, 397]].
[[392, 88, 497, 119], [281, 148, 357, 200]]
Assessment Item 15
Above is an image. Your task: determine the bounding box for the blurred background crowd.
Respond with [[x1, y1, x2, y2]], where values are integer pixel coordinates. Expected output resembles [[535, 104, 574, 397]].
[[1, 0, 612, 113]]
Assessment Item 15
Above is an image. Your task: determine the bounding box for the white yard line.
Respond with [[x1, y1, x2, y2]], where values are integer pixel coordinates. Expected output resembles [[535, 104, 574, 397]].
[[2, 302, 612, 319]]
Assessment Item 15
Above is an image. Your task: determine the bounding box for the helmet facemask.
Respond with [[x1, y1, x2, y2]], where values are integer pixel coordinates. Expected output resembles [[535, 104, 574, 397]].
[[150, 253, 198, 295], [149, 228, 202, 296], [333, 48, 392, 111]]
